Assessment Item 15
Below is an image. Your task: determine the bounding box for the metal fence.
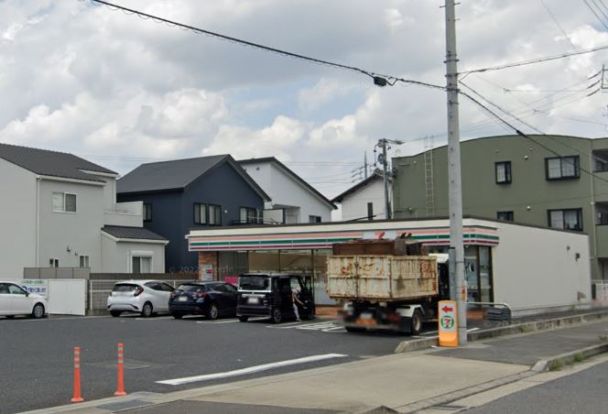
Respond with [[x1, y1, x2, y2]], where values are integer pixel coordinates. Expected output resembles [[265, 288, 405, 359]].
[[87, 279, 195, 314]]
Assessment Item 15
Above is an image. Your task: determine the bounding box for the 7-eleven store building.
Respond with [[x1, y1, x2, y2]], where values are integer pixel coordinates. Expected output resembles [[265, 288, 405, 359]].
[[187, 217, 591, 314]]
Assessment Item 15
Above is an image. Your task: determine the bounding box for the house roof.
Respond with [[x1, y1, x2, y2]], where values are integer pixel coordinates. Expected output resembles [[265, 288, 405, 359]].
[[101, 225, 168, 242], [332, 170, 385, 203], [238, 157, 337, 209], [117, 155, 270, 200], [0, 142, 116, 182]]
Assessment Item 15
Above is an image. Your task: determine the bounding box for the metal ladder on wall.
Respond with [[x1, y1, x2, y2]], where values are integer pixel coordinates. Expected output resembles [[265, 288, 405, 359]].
[[424, 136, 435, 216]]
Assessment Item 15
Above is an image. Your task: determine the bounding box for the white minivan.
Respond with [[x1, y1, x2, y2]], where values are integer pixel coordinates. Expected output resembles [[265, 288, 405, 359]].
[[0, 281, 47, 318]]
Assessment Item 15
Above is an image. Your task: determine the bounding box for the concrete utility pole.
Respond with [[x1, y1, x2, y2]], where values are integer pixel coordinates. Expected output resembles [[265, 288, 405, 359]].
[[376, 138, 404, 221], [444, 0, 467, 345]]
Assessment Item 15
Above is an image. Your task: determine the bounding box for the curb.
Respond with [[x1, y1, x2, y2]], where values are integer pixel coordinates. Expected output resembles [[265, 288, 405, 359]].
[[394, 310, 608, 353], [531, 342, 608, 372]]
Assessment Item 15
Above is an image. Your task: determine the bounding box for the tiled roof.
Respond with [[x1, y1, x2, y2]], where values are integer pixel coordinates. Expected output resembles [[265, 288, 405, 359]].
[[101, 225, 167, 242]]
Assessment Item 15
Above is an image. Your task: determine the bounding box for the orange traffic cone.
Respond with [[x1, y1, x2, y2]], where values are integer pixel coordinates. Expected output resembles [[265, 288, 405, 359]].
[[114, 342, 127, 396], [70, 347, 84, 403]]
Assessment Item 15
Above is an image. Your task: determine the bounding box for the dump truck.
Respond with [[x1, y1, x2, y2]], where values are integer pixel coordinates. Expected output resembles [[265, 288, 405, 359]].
[[326, 239, 449, 335]]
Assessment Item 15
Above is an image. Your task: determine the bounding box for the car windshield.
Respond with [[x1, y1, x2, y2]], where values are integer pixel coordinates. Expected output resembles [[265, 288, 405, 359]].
[[239, 276, 270, 291], [112, 283, 139, 292], [177, 284, 206, 292]]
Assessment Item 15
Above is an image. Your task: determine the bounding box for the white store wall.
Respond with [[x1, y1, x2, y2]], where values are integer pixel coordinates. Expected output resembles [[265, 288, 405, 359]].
[[492, 222, 591, 313]]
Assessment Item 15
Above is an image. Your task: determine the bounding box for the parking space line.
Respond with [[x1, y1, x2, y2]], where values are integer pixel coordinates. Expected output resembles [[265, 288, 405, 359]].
[[156, 353, 348, 386], [196, 318, 239, 325]]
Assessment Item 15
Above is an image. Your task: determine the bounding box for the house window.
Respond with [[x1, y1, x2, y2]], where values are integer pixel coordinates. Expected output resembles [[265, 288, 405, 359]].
[[194, 203, 207, 224], [240, 207, 260, 224], [208, 204, 222, 225], [49, 258, 59, 268], [132, 256, 152, 273], [495, 161, 512, 184], [548, 208, 583, 231], [545, 156, 580, 180], [143, 203, 152, 222], [79, 255, 90, 268], [496, 211, 514, 221], [309, 215, 322, 223], [52, 192, 77, 213]]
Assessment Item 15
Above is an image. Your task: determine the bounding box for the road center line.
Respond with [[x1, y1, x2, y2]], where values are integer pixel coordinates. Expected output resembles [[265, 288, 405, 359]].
[[156, 353, 348, 386]]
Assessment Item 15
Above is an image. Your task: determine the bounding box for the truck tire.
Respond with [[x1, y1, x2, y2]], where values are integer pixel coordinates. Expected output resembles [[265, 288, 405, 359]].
[[409, 309, 423, 335]]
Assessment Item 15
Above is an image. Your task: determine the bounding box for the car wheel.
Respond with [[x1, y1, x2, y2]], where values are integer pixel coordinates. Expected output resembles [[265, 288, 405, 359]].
[[207, 303, 219, 320], [172, 313, 183, 319], [409, 310, 423, 336], [238, 316, 249, 322], [6, 315, 15, 319], [141, 302, 153, 318], [32, 303, 45, 319], [110, 311, 122, 318], [271, 307, 283, 324]]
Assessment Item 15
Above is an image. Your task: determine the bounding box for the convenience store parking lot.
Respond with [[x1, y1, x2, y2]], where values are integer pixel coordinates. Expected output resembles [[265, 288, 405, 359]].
[[0, 314, 417, 414]]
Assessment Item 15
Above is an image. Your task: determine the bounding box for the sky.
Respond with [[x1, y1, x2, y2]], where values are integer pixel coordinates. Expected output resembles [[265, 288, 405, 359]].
[[1, 0, 608, 199]]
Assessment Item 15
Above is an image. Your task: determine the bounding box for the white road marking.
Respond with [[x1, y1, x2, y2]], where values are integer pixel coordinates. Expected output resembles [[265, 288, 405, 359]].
[[268, 321, 346, 333], [156, 353, 348, 386]]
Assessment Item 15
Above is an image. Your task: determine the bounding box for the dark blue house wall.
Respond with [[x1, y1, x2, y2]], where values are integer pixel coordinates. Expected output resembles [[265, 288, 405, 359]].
[[118, 161, 264, 272], [179, 162, 264, 267]]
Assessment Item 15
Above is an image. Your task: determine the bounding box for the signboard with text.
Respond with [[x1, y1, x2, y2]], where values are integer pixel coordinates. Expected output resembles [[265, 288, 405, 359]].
[[21, 279, 49, 298], [438, 300, 458, 347]]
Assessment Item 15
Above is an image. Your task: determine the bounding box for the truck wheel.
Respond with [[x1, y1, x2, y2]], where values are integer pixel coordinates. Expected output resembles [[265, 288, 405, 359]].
[[409, 310, 423, 335]]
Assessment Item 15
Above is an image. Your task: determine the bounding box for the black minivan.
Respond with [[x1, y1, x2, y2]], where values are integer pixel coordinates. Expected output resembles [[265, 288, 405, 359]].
[[237, 273, 315, 323]]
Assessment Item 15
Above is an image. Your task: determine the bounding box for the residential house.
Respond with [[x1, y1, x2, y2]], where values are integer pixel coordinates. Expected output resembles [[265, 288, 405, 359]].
[[392, 134, 608, 281], [332, 170, 389, 221], [238, 157, 336, 224], [0, 143, 167, 279], [117, 155, 270, 273]]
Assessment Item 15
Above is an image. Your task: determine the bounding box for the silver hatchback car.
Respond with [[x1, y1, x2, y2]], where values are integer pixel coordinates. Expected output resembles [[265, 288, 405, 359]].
[[107, 280, 174, 317]]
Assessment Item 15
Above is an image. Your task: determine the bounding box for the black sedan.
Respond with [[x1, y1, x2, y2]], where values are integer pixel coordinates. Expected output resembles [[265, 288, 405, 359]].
[[169, 282, 237, 319]]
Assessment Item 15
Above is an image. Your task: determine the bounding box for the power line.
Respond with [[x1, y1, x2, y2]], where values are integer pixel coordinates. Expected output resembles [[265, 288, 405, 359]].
[[583, 0, 608, 31], [461, 44, 608, 75], [540, 0, 577, 50]]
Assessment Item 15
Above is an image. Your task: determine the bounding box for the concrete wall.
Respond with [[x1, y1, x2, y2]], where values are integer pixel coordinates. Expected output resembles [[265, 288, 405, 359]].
[[0, 159, 36, 279], [38, 179, 105, 271], [100, 235, 165, 273], [340, 178, 387, 221], [493, 222, 591, 312]]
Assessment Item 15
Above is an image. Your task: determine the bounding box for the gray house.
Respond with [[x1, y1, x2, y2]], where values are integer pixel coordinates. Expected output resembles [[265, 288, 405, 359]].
[[0, 143, 167, 279]]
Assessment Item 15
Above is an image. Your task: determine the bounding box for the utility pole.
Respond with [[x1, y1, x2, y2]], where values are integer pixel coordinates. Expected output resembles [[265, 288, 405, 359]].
[[445, 0, 467, 345], [376, 138, 404, 221], [364, 152, 369, 179]]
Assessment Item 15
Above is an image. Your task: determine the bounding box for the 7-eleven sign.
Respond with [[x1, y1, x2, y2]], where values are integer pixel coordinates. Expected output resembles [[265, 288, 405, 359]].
[[438, 300, 458, 347]]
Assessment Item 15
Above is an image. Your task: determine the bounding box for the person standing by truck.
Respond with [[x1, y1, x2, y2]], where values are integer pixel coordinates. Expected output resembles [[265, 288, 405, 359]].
[[292, 286, 304, 321]]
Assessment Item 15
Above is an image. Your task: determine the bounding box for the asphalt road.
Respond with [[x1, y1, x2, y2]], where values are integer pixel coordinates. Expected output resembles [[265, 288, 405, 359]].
[[464, 360, 608, 414], [0, 314, 417, 414]]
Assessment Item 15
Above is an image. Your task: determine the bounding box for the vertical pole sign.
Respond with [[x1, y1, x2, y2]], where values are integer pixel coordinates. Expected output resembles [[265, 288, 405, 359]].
[[438, 300, 458, 347]]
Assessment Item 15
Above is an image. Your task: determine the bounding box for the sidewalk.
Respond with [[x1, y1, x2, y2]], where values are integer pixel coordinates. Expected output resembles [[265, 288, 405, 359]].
[[22, 319, 608, 414]]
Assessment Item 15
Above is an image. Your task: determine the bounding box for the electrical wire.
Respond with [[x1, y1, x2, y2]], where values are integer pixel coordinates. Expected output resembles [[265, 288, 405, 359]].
[[461, 44, 608, 75], [540, 0, 577, 50], [583, 0, 608, 31]]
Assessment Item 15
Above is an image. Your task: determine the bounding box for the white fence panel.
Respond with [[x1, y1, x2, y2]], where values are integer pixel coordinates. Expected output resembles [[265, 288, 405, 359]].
[[48, 279, 86, 315]]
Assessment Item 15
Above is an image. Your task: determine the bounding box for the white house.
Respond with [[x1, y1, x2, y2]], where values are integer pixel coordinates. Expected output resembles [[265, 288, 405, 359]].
[[0, 143, 167, 280], [332, 171, 389, 221], [239, 157, 336, 224]]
